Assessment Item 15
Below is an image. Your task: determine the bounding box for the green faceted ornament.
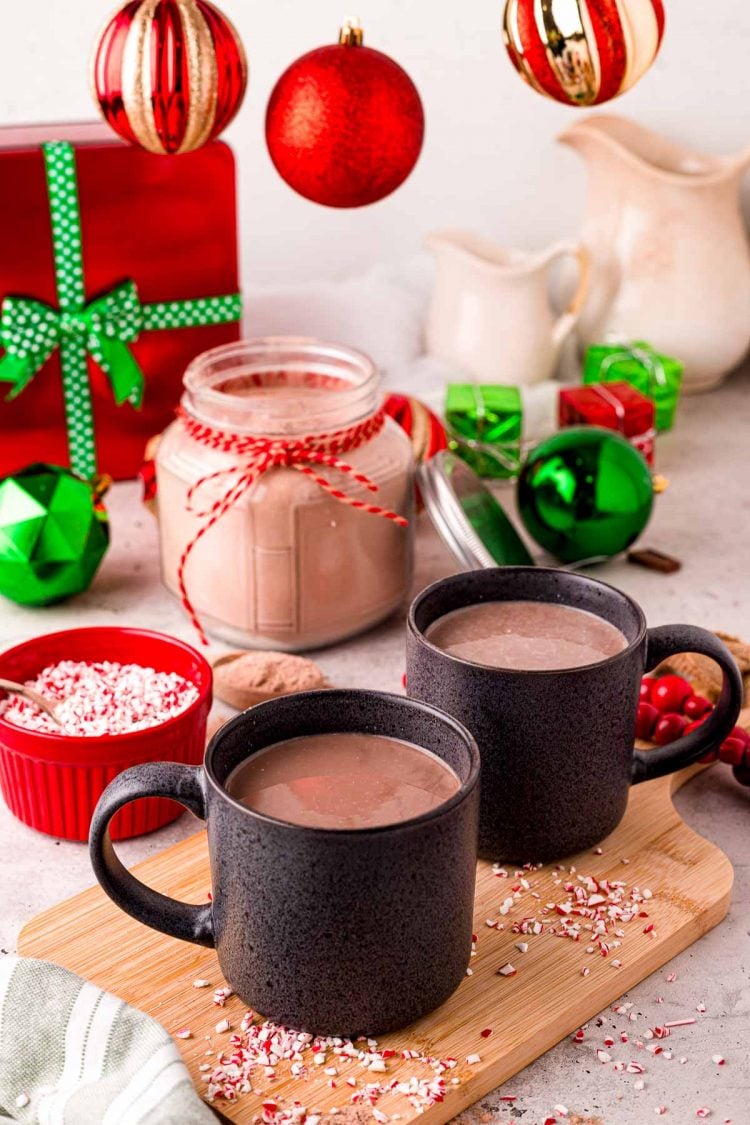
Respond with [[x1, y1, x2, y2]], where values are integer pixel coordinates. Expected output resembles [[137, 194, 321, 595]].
[[517, 427, 654, 563], [0, 464, 109, 606]]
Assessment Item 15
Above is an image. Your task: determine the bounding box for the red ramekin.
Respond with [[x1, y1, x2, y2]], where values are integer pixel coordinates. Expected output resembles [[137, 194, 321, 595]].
[[0, 627, 212, 841]]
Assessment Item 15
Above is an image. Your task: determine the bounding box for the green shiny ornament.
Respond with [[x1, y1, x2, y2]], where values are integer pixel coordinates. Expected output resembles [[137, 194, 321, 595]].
[[517, 427, 653, 563], [0, 464, 109, 605]]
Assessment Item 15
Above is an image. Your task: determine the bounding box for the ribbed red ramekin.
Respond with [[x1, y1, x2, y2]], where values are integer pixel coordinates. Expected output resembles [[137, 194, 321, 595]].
[[0, 627, 212, 841]]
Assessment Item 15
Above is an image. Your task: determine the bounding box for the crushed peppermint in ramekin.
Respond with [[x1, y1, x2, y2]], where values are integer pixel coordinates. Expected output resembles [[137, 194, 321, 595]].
[[0, 660, 199, 736]]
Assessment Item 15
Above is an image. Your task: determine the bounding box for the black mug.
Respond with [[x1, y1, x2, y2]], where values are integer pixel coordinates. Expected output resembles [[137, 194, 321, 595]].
[[406, 567, 743, 862], [90, 689, 480, 1037]]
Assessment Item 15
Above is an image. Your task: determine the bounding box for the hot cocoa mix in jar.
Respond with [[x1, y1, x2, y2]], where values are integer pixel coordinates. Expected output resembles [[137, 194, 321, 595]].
[[156, 339, 414, 649]]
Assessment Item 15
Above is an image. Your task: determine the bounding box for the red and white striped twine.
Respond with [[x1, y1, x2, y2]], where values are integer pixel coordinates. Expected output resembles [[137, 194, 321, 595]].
[[176, 406, 409, 645]]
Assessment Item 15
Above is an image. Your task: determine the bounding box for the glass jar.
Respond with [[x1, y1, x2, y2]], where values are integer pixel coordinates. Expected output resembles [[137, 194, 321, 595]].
[[156, 338, 414, 650]]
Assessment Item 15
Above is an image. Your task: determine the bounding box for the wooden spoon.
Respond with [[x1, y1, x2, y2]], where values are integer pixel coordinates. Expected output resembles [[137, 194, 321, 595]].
[[0, 678, 63, 727]]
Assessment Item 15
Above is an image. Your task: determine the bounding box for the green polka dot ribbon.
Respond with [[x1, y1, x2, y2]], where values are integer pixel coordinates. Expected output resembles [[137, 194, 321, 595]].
[[0, 141, 242, 479]]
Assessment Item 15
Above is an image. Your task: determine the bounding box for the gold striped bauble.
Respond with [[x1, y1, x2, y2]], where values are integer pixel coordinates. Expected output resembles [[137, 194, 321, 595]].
[[503, 0, 665, 106], [91, 0, 248, 155]]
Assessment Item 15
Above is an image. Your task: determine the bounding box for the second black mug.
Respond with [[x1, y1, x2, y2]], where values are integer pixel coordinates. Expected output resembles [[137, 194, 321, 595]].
[[407, 567, 743, 862]]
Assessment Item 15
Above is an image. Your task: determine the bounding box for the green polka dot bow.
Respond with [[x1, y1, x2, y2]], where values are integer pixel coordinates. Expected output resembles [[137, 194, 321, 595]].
[[0, 142, 242, 479]]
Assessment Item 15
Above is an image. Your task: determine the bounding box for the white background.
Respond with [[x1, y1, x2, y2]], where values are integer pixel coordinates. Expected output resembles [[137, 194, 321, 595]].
[[1, 1, 748, 285]]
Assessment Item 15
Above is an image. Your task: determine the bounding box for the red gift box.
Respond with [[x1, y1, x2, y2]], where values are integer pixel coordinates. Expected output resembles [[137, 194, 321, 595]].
[[0, 123, 241, 480], [559, 381, 656, 466]]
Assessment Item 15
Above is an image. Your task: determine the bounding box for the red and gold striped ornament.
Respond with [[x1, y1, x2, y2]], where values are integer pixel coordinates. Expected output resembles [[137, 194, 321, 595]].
[[384, 393, 448, 465], [91, 0, 248, 155], [503, 0, 665, 106]]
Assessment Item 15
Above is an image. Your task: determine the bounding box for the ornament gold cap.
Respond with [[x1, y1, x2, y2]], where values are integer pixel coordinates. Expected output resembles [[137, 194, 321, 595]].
[[339, 18, 363, 45]]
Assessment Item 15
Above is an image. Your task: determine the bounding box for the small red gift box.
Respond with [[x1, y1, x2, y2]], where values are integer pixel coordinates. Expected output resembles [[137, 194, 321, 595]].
[[0, 123, 242, 480], [559, 381, 656, 467]]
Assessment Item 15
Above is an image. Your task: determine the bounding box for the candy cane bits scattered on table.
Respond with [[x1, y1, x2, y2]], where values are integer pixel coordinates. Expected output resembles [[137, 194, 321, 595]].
[[184, 861, 732, 1123]]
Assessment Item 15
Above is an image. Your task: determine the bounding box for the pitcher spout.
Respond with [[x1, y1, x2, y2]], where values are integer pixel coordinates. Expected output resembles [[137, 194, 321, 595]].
[[559, 114, 743, 186]]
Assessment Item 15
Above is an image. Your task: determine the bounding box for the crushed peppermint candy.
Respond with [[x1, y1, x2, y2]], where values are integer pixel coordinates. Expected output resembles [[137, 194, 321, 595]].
[[0, 660, 199, 736], [202, 1006, 461, 1114]]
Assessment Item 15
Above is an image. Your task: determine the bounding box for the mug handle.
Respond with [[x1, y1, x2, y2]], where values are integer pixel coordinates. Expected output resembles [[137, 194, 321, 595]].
[[632, 626, 743, 783], [548, 242, 591, 349], [89, 762, 214, 947]]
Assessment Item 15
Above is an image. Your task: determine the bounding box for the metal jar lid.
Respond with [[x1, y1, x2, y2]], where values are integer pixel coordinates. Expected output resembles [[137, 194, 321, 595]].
[[417, 451, 533, 570]]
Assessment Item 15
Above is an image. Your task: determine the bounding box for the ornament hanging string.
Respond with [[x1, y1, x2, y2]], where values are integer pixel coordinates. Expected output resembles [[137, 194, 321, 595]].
[[0, 141, 242, 479], [176, 407, 409, 645]]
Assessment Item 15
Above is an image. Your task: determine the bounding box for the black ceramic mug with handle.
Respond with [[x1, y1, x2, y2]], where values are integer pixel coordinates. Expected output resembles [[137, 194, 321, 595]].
[[406, 567, 742, 862], [90, 689, 480, 1037]]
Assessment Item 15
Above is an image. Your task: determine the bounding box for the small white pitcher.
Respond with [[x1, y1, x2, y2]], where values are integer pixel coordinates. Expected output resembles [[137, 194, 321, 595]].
[[425, 230, 589, 385]]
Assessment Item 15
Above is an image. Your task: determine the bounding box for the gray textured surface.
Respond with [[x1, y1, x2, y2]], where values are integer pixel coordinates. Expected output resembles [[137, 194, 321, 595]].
[[2, 366, 749, 1122]]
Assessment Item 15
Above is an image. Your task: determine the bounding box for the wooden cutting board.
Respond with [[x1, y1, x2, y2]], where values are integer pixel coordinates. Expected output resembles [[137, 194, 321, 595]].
[[19, 766, 732, 1125]]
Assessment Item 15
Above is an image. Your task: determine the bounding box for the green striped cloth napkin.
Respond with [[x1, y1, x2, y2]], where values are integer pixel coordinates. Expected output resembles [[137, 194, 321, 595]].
[[0, 956, 215, 1124]]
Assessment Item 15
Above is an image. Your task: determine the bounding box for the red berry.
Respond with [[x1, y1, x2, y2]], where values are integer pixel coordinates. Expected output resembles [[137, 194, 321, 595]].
[[639, 678, 654, 703], [719, 736, 746, 767], [683, 694, 712, 719], [636, 702, 659, 740], [651, 675, 693, 713], [732, 762, 750, 786], [684, 715, 718, 762], [652, 712, 689, 745]]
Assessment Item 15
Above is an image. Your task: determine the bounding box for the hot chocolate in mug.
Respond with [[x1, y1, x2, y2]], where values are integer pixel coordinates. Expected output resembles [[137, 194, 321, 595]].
[[90, 690, 480, 1036], [406, 567, 743, 862]]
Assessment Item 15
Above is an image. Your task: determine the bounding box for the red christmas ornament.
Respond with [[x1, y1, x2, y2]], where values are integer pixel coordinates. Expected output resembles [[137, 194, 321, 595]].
[[91, 0, 248, 155], [503, 0, 665, 106], [265, 21, 425, 208]]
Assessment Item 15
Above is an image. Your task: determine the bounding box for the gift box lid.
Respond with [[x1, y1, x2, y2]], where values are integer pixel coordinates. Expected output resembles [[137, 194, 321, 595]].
[[0, 122, 120, 151], [417, 450, 533, 569]]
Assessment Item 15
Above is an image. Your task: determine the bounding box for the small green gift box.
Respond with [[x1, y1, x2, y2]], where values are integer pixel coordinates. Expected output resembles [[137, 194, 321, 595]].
[[445, 384, 523, 479], [583, 341, 682, 433]]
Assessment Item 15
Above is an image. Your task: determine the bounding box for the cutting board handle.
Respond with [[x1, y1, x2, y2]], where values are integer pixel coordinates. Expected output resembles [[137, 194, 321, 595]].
[[89, 762, 214, 947], [633, 625, 743, 783]]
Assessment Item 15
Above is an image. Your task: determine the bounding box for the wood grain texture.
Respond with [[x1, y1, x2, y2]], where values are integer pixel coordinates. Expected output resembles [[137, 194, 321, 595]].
[[19, 766, 732, 1125]]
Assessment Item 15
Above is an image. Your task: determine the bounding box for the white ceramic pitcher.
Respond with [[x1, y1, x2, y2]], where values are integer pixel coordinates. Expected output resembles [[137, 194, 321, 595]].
[[559, 115, 750, 392], [425, 230, 590, 385]]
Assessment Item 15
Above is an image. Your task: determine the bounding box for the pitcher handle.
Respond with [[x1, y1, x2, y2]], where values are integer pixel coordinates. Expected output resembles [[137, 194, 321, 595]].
[[547, 242, 590, 349]]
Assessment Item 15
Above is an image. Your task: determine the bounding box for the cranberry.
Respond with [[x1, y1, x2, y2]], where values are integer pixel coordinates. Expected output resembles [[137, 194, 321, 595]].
[[636, 702, 659, 740], [683, 694, 712, 719], [683, 720, 719, 765], [651, 675, 693, 713], [652, 712, 689, 745], [719, 736, 746, 767], [732, 762, 750, 787], [734, 725, 750, 746], [639, 678, 654, 703]]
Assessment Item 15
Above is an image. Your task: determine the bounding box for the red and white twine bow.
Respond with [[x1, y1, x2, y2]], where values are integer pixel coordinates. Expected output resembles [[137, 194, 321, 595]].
[[176, 406, 408, 644]]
